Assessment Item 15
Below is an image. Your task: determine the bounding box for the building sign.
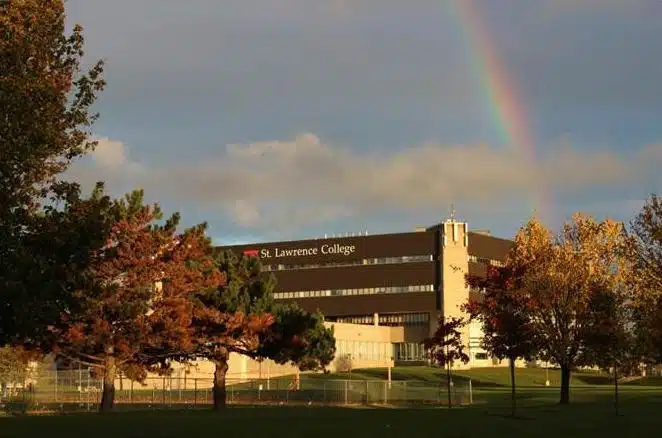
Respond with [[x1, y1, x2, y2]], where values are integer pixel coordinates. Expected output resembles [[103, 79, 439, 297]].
[[243, 249, 260, 257], [244, 243, 356, 259]]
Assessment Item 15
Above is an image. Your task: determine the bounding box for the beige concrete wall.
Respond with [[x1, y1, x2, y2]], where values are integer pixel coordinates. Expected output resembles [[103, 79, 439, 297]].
[[128, 321, 398, 389], [328, 321, 397, 370], [440, 220, 471, 369], [105, 316, 548, 390], [327, 321, 400, 343]]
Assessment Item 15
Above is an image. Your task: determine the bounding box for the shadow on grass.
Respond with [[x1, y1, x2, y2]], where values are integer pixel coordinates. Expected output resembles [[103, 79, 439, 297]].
[[573, 375, 613, 385]]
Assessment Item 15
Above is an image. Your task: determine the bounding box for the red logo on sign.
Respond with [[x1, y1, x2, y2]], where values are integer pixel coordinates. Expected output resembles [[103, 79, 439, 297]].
[[243, 249, 259, 257]]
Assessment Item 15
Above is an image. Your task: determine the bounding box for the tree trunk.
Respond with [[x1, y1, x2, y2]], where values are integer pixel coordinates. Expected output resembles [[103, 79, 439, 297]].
[[559, 363, 571, 405], [509, 357, 516, 417], [446, 361, 452, 409], [99, 357, 116, 414], [212, 350, 230, 412], [613, 364, 619, 416]]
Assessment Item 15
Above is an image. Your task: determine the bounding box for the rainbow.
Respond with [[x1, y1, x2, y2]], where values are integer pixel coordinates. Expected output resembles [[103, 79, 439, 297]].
[[450, 0, 551, 222]]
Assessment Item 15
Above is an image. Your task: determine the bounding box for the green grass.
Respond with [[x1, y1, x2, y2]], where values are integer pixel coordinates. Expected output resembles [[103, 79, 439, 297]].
[[2, 392, 662, 438], [3, 367, 661, 437], [300, 366, 654, 388]]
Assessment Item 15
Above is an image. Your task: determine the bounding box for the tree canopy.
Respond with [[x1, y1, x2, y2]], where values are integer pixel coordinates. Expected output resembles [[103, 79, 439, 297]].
[[423, 315, 469, 408], [181, 250, 335, 411], [466, 263, 539, 416], [1, 0, 105, 345], [40, 186, 223, 413], [628, 194, 662, 364], [511, 214, 629, 405]]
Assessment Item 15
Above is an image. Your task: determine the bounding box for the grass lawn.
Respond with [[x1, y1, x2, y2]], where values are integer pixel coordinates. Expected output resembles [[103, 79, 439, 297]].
[[304, 365, 620, 387], [4, 367, 660, 437], [1, 392, 662, 438]]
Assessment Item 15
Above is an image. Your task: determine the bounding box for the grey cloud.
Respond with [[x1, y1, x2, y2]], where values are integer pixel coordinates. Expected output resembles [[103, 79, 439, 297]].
[[66, 135, 662, 229], [64, 0, 662, 133], [540, 0, 658, 14]]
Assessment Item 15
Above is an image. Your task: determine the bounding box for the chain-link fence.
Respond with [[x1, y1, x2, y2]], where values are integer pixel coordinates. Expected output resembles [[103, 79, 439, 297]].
[[1, 370, 473, 412]]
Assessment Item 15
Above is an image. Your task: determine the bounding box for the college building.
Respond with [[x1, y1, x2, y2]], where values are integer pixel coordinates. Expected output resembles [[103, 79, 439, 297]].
[[31, 217, 516, 391], [220, 217, 514, 373]]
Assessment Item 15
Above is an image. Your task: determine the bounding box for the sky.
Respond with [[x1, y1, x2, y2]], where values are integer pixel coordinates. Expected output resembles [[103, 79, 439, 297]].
[[63, 0, 662, 245]]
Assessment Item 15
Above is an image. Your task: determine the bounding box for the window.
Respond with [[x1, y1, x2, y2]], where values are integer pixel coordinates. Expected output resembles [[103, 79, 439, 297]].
[[475, 353, 488, 360], [260, 255, 435, 272], [274, 284, 435, 300]]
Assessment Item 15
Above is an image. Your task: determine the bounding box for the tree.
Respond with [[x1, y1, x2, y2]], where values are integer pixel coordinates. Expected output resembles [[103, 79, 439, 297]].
[[465, 264, 539, 417], [0, 0, 105, 345], [512, 214, 628, 405], [184, 250, 335, 411], [42, 187, 222, 413], [627, 194, 662, 364], [257, 304, 336, 373], [629, 194, 662, 297], [0, 346, 31, 395], [8, 183, 115, 352], [581, 286, 634, 416], [185, 250, 275, 411], [633, 295, 662, 366], [423, 316, 469, 408]]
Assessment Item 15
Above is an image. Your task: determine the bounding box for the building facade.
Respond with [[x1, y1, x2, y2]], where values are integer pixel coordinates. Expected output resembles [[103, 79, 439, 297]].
[[221, 219, 513, 369]]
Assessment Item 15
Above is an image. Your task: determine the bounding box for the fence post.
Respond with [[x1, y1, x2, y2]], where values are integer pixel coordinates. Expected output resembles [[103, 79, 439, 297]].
[[169, 377, 173, 407], [383, 381, 387, 405], [86, 370, 91, 412], [323, 382, 327, 403], [364, 380, 369, 405], [468, 379, 473, 405], [54, 370, 58, 403], [162, 376, 166, 405], [194, 379, 197, 407], [344, 380, 348, 405]]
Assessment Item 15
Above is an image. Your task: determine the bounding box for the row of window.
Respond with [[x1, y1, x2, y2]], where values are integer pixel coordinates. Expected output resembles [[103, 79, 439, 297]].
[[334, 341, 434, 362], [335, 340, 394, 361], [468, 255, 505, 267], [264, 254, 504, 273], [263, 255, 434, 272], [394, 342, 429, 361], [273, 284, 435, 300], [329, 312, 430, 327]]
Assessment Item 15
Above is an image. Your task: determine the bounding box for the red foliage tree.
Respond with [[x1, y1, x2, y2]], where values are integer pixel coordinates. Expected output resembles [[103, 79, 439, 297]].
[[465, 264, 539, 417], [423, 316, 469, 408], [183, 252, 276, 411], [43, 187, 223, 413]]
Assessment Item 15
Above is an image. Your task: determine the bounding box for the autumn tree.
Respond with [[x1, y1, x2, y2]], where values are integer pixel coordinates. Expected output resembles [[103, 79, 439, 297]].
[[184, 251, 274, 411], [423, 316, 469, 408], [627, 194, 662, 363], [0, 346, 31, 395], [183, 250, 336, 411], [629, 194, 662, 296], [512, 214, 628, 405], [465, 264, 539, 417], [42, 186, 222, 413], [0, 0, 105, 345], [581, 286, 634, 416]]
